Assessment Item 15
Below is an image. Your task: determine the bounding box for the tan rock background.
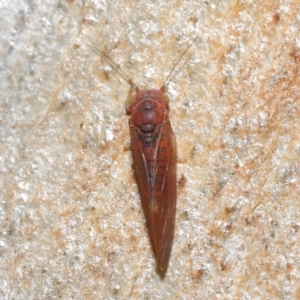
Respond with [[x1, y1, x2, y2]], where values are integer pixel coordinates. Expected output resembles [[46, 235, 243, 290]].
[[1, 0, 300, 298]]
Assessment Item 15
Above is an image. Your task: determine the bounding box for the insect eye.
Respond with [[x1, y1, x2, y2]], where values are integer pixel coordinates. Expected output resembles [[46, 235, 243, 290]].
[[163, 94, 170, 104], [125, 90, 137, 114]]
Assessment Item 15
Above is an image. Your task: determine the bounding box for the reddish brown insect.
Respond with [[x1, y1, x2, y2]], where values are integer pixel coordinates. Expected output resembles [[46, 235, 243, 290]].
[[93, 37, 197, 274], [126, 88, 177, 274]]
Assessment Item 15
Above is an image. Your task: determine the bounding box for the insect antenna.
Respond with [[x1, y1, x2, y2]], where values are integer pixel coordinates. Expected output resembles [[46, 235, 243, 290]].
[[160, 36, 198, 91], [93, 47, 139, 91]]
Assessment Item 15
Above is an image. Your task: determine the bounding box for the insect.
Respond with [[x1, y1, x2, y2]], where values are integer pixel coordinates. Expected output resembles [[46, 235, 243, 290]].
[[93, 37, 197, 274]]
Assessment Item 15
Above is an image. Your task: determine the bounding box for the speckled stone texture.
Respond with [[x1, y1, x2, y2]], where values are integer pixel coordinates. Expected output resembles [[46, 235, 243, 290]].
[[1, 0, 300, 299]]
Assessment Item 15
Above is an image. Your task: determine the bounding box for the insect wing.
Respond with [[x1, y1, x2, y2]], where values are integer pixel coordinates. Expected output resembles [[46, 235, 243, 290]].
[[129, 116, 177, 272]]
